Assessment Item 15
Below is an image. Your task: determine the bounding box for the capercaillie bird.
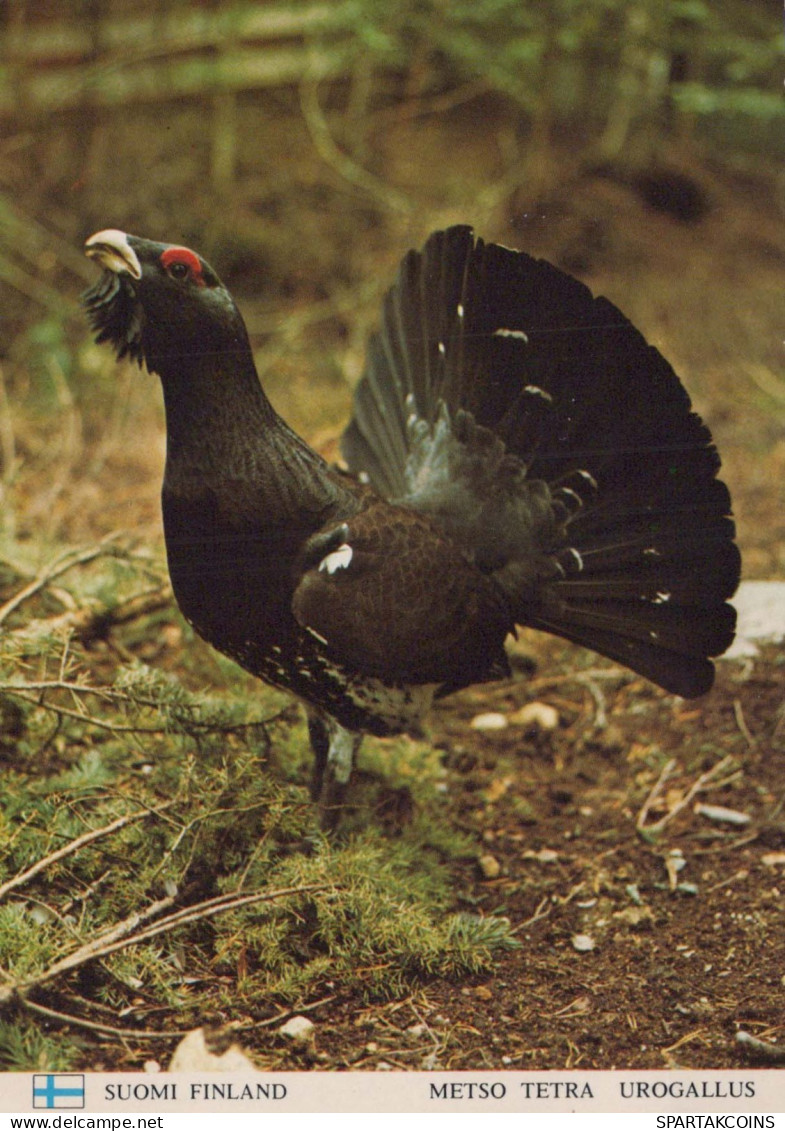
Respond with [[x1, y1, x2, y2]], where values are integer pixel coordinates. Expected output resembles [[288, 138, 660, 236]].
[[83, 226, 740, 825]]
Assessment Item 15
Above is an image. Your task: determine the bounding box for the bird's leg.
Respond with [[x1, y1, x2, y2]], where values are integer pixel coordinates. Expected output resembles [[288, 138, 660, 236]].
[[307, 712, 330, 802], [307, 711, 361, 829]]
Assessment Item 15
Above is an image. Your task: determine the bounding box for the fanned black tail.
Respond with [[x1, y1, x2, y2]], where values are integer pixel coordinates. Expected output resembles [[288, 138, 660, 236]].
[[342, 227, 740, 698]]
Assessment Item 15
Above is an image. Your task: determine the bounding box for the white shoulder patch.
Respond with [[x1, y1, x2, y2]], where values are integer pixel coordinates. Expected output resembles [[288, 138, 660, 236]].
[[319, 543, 353, 575]]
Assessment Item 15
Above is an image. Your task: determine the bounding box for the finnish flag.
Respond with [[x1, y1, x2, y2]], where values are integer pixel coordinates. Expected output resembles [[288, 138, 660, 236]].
[[32, 1074, 85, 1109]]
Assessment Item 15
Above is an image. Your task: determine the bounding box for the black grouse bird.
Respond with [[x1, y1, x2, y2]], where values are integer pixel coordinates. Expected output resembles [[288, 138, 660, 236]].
[[83, 226, 740, 823]]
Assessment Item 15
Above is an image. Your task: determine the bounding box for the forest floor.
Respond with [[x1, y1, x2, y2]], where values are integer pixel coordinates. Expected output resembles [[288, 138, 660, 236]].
[[299, 635, 785, 1072]]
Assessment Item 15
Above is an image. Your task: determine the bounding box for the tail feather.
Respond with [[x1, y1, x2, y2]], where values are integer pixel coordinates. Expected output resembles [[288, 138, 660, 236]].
[[342, 227, 740, 697], [521, 615, 718, 698], [348, 333, 410, 497], [526, 595, 735, 657], [564, 515, 737, 574]]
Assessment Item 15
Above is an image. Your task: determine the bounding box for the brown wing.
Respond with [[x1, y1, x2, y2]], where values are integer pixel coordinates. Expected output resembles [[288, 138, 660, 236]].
[[291, 502, 513, 688]]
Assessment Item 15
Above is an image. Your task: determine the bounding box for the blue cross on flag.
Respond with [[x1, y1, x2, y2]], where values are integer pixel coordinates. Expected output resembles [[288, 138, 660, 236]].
[[32, 1075, 85, 1109]]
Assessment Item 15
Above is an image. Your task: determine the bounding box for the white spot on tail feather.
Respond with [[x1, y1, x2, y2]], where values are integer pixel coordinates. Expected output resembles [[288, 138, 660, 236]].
[[524, 385, 553, 402], [567, 547, 584, 571], [319, 543, 353, 574], [558, 487, 582, 507]]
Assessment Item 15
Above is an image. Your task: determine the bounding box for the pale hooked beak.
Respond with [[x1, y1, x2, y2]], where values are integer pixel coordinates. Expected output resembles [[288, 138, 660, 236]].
[[84, 229, 142, 281]]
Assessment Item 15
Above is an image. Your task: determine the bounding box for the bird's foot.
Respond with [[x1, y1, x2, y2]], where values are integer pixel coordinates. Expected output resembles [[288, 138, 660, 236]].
[[307, 711, 361, 830]]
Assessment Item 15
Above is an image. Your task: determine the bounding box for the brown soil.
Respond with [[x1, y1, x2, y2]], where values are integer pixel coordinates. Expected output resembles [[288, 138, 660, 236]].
[[297, 641, 785, 1072]]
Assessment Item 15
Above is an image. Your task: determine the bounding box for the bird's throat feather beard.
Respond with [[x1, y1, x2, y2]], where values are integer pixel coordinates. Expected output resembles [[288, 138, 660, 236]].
[[83, 270, 146, 366]]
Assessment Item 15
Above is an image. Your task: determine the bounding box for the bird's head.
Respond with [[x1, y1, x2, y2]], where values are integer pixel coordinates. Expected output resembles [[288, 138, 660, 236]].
[[83, 229, 249, 376]]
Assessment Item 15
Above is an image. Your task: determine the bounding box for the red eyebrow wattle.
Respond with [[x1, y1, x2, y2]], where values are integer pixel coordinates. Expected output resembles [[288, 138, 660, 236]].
[[161, 246, 204, 282]]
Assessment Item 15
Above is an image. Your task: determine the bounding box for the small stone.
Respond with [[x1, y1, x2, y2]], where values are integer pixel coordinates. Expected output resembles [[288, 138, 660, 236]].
[[478, 853, 502, 879], [625, 883, 643, 906], [470, 712, 508, 731], [509, 702, 559, 731], [571, 933, 596, 953], [695, 803, 751, 826], [279, 1015, 315, 1046], [666, 850, 686, 890], [169, 1028, 257, 1072], [613, 906, 653, 928]]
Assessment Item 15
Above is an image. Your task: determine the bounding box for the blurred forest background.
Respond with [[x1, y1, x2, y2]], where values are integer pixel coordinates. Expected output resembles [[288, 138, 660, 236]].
[[0, 0, 784, 1073], [1, 0, 784, 560], [2, 0, 784, 563]]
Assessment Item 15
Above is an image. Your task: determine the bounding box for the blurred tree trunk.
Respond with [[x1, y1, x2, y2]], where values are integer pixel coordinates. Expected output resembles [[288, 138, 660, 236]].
[[523, 13, 560, 199], [75, 0, 105, 227], [209, 0, 238, 193], [596, 2, 669, 164], [211, 89, 238, 191]]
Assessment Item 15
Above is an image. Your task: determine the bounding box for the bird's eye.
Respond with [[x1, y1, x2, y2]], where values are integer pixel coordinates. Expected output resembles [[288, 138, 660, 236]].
[[160, 246, 205, 286]]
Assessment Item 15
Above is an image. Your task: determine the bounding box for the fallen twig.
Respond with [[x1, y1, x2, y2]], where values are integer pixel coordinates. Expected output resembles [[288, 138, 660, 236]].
[[0, 539, 121, 628], [24, 998, 192, 1040], [5, 883, 331, 1002], [25, 990, 339, 1041], [0, 807, 168, 902], [21, 586, 173, 643], [736, 1030, 785, 1064], [511, 896, 551, 933], [692, 832, 758, 855], [663, 1028, 709, 1053], [2, 678, 286, 737], [637, 755, 739, 836], [636, 757, 677, 832], [733, 699, 757, 750], [575, 674, 608, 729], [251, 994, 338, 1029], [703, 869, 749, 895]]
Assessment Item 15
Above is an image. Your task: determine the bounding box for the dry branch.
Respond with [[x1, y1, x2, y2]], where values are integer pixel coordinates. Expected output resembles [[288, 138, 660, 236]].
[[636, 755, 739, 836], [18, 586, 173, 644], [2, 883, 331, 1005], [0, 539, 122, 628], [0, 808, 169, 902]]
